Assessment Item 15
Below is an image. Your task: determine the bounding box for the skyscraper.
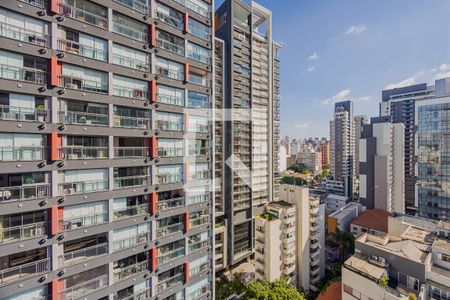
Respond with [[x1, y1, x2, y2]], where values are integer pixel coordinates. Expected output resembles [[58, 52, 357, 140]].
[[215, 0, 280, 269], [330, 100, 355, 198], [0, 0, 214, 299], [353, 115, 368, 192]]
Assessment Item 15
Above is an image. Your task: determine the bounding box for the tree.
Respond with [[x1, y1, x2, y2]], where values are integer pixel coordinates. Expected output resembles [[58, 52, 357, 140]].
[[281, 176, 306, 186], [245, 279, 307, 300], [327, 230, 355, 262], [287, 163, 312, 174], [216, 277, 246, 300], [378, 274, 389, 289]]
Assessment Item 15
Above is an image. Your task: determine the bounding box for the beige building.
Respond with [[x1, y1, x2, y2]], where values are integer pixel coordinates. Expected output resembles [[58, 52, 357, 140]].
[[279, 184, 326, 292], [254, 201, 296, 285]]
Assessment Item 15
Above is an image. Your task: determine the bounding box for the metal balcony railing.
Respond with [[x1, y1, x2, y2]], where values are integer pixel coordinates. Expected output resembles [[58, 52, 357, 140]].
[[190, 215, 208, 228], [157, 197, 185, 211], [113, 22, 148, 43], [188, 240, 208, 253], [0, 105, 49, 122], [0, 183, 50, 202], [158, 147, 184, 157], [157, 93, 184, 106], [113, 260, 148, 282], [113, 232, 149, 251], [156, 38, 185, 56], [113, 288, 152, 300], [186, 0, 209, 17], [156, 66, 184, 81], [156, 120, 184, 131], [113, 115, 150, 129], [59, 212, 108, 231], [156, 12, 184, 30], [60, 242, 108, 265], [114, 147, 149, 158], [60, 147, 108, 160], [58, 2, 108, 29], [156, 273, 184, 293], [112, 53, 149, 72], [19, 0, 47, 8], [57, 38, 107, 61], [59, 111, 109, 126], [114, 175, 150, 189], [59, 274, 108, 300], [157, 174, 182, 184], [0, 257, 50, 285], [113, 0, 149, 13], [0, 221, 47, 244], [157, 247, 185, 264], [0, 21, 49, 47], [0, 64, 47, 84], [58, 74, 107, 93], [113, 203, 148, 220], [113, 85, 148, 101], [0, 147, 47, 161], [156, 223, 184, 239], [59, 179, 109, 195]]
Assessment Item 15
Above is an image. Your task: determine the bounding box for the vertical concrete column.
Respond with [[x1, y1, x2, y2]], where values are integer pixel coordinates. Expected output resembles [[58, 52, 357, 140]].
[[108, 8, 113, 32], [108, 135, 114, 159], [51, 243, 62, 271], [51, 170, 59, 197], [108, 40, 113, 64], [108, 72, 113, 96], [51, 22, 58, 50], [108, 103, 114, 128], [109, 167, 114, 191], [51, 96, 59, 124], [108, 230, 114, 254], [108, 198, 114, 223]]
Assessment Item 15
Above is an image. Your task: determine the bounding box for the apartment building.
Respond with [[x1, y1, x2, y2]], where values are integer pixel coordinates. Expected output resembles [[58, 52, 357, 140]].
[[214, 0, 280, 269], [330, 100, 355, 199], [319, 139, 330, 167], [380, 82, 436, 213], [327, 202, 364, 234], [279, 184, 325, 292], [254, 201, 296, 285], [342, 214, 450, 300], [359, 116, 405, 213], [415, 83, 450, 220], [0, 0, 214, 299], [353, 115, 368, 189]]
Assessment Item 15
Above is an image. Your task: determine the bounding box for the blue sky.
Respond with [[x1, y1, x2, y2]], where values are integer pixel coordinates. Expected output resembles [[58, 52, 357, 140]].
[[217, 0, 450, 138]]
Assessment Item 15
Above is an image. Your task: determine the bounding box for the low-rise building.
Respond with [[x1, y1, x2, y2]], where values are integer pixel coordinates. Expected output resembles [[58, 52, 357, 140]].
[[350, 209, 391, 237], [327, 202, 365, 234]]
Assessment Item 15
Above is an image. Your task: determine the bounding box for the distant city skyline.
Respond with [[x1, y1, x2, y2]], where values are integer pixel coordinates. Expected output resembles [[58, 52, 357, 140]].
[[261, 0, 450, 137]]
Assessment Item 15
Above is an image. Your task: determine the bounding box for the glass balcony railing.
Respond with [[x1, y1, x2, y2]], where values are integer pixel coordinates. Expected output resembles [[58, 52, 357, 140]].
[[113, 0, 149, 13], [156, 120, 184, 131], [57, 38, 107, 61], [157, 93, 184, 106], [186, 0, 209, 17], [0, 147, 47, 161], [190, 215, 208, 228], [189, 26, 209, 41], [158, 147, 184, 157], [112, 53, 149, 72], [58, 74, 108, 94], [188, 284, 210, 300], [60, 212, 108, 231], [157, 247, 184, 264], [19, 0, 47, 9], [0, 221, 47, 244], [0, 64, 47, 84], [157, 174, 182, 184], [114, 147, 149, 158], [0, 21, 49, 47], [114, 175, 149, 189], [113, 23, 148, 43], [0, 183, 50, 202], [61, 242, 108, 266], [59, 179, 109, 195], [0, 105, 49, 122], [188, 50, 209, 64], [189, 123, 209, 133], [157, 197, 185, 211], [113, 203, 148, 220], [188, 98, 209, 109], [157, 273, 184, 293], [188, 239, 208, 253], [114, 260, 148, 282], [60, 147, 108, 160], [113, 115, 150, 129], [156, 223, 184, 239], [113, 232, 149, 251], [190, 170, 209, 180], [59, 111, 109, 126], [113, 85, 148, 101], [187, 194, 208, 205], [113, 288, 152, 300], [58, 3, 108, 29], [157, 66, 184, 81], [189, 74, 208, 87], [0, 257, 50, 285], [189, 147, 208, 156], [156, 12, 184, 30], [156, 38, 185, 56], [60, 274, 109, 300]]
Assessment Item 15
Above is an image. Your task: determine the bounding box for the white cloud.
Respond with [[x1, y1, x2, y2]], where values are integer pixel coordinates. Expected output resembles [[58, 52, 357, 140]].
[[384, 77, 417, 90], [345, 24, 367, 35], [307, 65, 315, 72], [356, 95, 370, 102], [307, 52, 319, 61], [431, 63, 450, 80], [321, 89, 351, 106], [294, 123, 310, 130]]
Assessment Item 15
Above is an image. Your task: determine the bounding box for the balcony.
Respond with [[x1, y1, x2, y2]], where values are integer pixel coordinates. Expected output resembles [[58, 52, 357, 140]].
[[113, 85, 148, 101], [190, 170, 209, 181], [158, 146, 184, 157], [189, 239, 208, 253], [158, 247, 185, 264], [0, 221, 47, 244], [113, 53, 150, 72], [60, 147, 108, 160], [0, 147, 47, 161], [156, 38, 185, 56], [188, 283, 210, 300], [156, 120, 184, 132], [0, 64, 47, 84], [0, 105, 49, 123], [114, 260, 148, 282], [156, 66, 184, 81], [58, 38, 107, 62], [157, 273, 184, 293], [114, 0, 149, 13], [114, 175, 150, 189], [156, 11, 183, 31], [60, 179, 108, 195], [113, 288, 152, 300], [187, 193, 209, 205], [0, 257, 50, 285], [190, 215, 208, 228], [113, 232, 149, 251], [157, 93, 184, 106], [19, 0, 47, 9], [186, 0, 209, 17], [113, 22, 148, 43], [189, 147, 209, 156], [58, 74, 107, 93], [60, 212, 108, 232], [156, 223, 184, 239], [61, 242, 108, 266], [189, 123, 209, 133], [114, 147, 149, 159], [58, 2, 108, 29], [157, 174, 182, 184], [114, 115, 150, 129], [0, 22, 49, 47], [60, 274, 109, 300], [113, 203, 148, 220], [158, 197, 185, 211], [59, 111, 109, 126], [0, 183, 50, 202]]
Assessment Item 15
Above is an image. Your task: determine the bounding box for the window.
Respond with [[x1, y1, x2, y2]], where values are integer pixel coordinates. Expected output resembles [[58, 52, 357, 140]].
[[157, 30, 185, 56], [156, 57, 184, 81], [442, 253, 450, 263], [188, 91, 209, 108], [112, 43, 149, 71], [187, 42, 210, 63], [112, 12, 148, 42], [113, 75, 148, 100], [58, 28, 107, 61], [61, 64, 108, 93], [158, 85, 185, 106], [188, 18, 209, 40]]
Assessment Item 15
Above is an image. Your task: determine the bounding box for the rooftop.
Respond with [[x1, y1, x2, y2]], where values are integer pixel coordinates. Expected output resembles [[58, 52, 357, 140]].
[[317, 281, 342, 300], [268, 200, 295, 209], [344, 253, 385, 281], [351, 209, 390, 233], [433, 238, 450, 251], [329, 202, 362, 219]]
